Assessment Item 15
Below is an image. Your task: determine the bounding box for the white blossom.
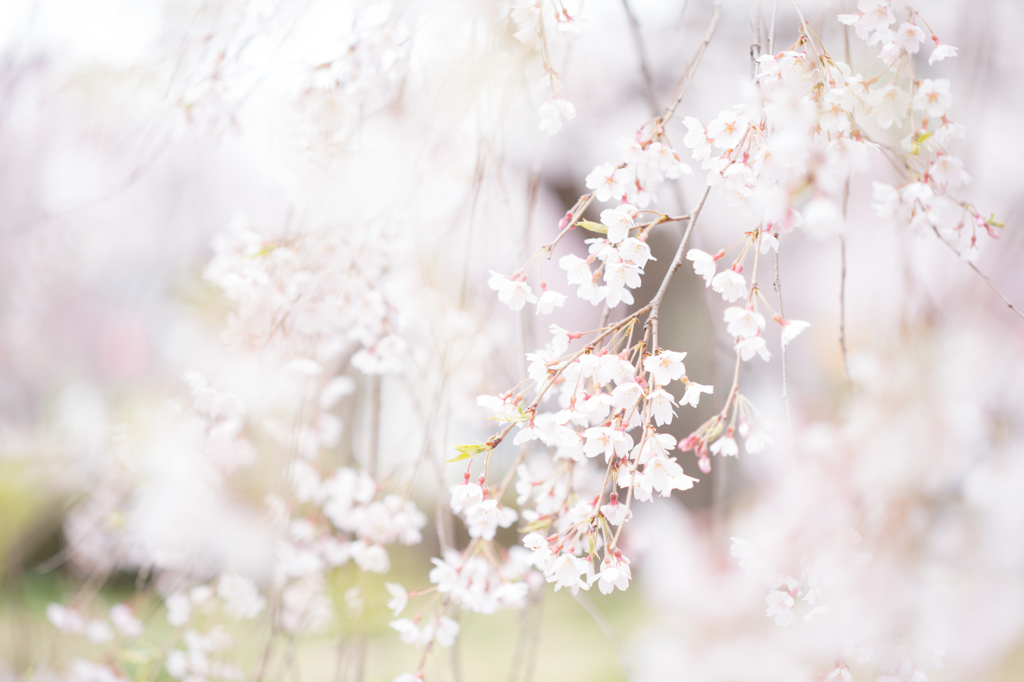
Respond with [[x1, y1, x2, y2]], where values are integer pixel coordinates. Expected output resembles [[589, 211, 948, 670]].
[[711, 270, 747, 303], [913, 79, 952, 119], [681, 381, 714, 408], [644, 350, 687, 386], [687, 249, 717, 286]]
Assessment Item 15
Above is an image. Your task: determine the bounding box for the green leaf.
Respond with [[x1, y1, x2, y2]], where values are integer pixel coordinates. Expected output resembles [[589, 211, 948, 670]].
[[576, 220, 608, 235], [520, 518, 552, 533], [488, 406, 531, 423], [446, 443, 490, 462], [248, 243, 279, 258], [909, 131, 932, 156]]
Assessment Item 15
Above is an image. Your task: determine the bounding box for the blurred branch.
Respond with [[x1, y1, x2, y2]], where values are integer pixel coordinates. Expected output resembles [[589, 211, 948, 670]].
[[930, 225, 1024, 321], [506, 591, 542, 682], [840, 0, 851, 64], [8, 135, 173, 235], [368, 376, 381, 479], [772, 247, 794, 456], [574, 592, 630, 679], [660, 0, 723, 124], [750, 0, 763, 78], [645, 187, 713, 352], [620, 0, 659, 114], [840, 182, 852, 388]]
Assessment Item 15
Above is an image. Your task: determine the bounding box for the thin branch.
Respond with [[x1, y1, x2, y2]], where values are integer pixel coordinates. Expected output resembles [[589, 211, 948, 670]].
[[676, 0, 691, 29], [522, 594, 544, 682], [606, 187, 714, 553], [768, 0, 779, 54], [646, 186, 713, 351], [505, 585, 543, 682], [574, 592, 631, 678], [368, 376, 381, 478], [838, 235, 851, 381], [712, 445, 728, 541], [619, 0, 690, 214], [772, 248, 794, 455], [839, 182, 852, 388], [750, 0, 763, 79], [620, 0, 659, 115], [840, 0, 852, 65], [660, 0, 723, 124], [250, 599, 280, 682], [450, 614, 464, 682], [930, 225, 1024, 321]]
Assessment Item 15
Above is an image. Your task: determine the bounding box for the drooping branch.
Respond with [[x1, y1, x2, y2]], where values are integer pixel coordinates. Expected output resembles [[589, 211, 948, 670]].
[[660, 1, 723, 125]]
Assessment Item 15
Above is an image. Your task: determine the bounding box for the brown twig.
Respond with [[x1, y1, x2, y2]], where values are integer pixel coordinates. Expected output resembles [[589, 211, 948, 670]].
[[772, 247, 795, 454], [930, 225, 1024, 321], [646, 187, 713, 352], [620, 0, 659, 115], [750, 0, 763, 79], [839, 181, 852, 388], [660, 1, 723, 125], [574, 592, 631, 678]]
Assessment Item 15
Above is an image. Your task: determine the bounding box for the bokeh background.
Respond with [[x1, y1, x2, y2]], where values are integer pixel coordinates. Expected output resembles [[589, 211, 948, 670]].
[[2, 0, 1024, 680]]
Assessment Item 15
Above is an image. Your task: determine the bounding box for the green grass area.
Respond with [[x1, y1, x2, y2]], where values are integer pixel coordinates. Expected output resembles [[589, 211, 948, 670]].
[[0, 566, 646, 682]]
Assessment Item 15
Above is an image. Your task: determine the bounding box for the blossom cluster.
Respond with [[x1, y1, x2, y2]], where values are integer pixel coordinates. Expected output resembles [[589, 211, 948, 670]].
[[510, 0, 584, 134], [205, 221, 409, 373]]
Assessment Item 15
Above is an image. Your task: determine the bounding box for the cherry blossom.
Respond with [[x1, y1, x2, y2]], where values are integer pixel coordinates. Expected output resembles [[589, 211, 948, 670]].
[[585, 163, 627, 202], [539, 97, 576, 134], [868, 84, 910, 129], [384, 583, 408, 616], [724, 307, 766, 340], [600, 207, 635, 244], [643, 350, 687, 386], [682, 117, 713, 160], [913, 79, 952, 119], [707, 111, 749, 150], [735, 335, 771, 362], [649, 388, 678, 426], [536, 289, 567, 315], [511, 1, 542, 45], [929, 41, 958, 65], [547, 554, 592, 595], [838, 0, 896, 43], [643, 455, 698, 497], [929, 154, 971, 191], [711, 270, 747, 303], [765, 590, 795, 626], [488, 271, 539, 311], [450, 480, 484, 515], [681, 381, 714, 408], [109, 605, 143, 638], [687, 249, 717, 285], [780, 319, 811, 347], [592, 554, 632, 594], [465, 499, 519, 540], [217, 574, 266, 620], [600, 493, 632, 525], [710, 434, 739, 457], [894, 23, 926, 54]]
